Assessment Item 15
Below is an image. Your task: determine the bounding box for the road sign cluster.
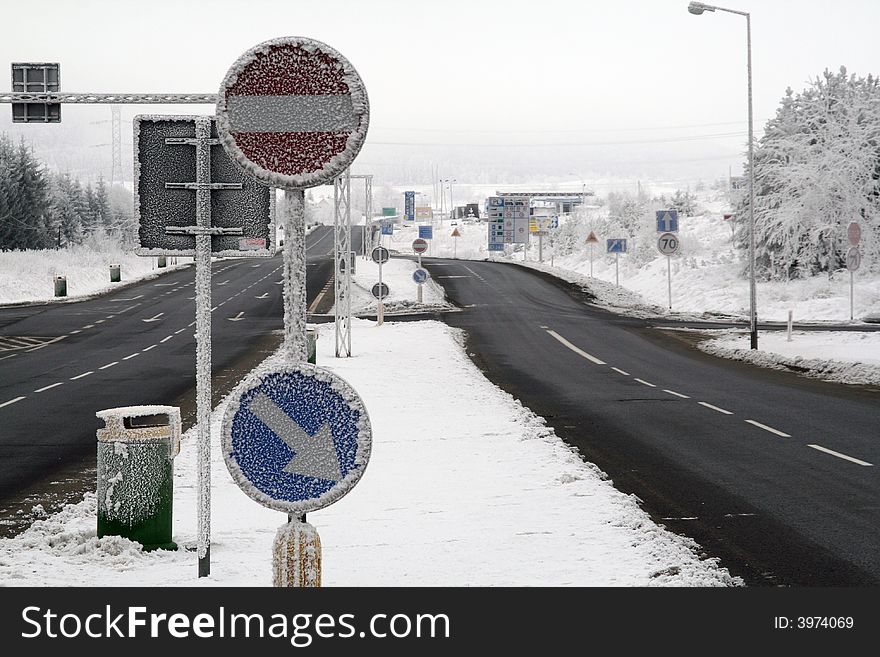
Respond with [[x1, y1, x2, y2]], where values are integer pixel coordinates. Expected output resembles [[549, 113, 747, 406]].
[[487, 196, 529, 247]]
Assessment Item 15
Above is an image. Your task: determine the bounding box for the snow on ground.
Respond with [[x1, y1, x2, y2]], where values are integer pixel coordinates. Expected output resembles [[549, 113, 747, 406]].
[[697, 329, 880, 387], [0, 317, 740, 587], [0, 238, 190, 305], [344, 255, 451, 315]]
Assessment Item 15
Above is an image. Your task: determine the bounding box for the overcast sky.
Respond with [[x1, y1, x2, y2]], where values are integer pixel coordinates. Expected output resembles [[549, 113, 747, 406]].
[[2, 0, 878, 187]]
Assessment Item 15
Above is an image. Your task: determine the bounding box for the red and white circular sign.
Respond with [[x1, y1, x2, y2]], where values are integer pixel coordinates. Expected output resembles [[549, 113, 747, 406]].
[[412, 238, 428, 254], [216, 36, 370, 190]]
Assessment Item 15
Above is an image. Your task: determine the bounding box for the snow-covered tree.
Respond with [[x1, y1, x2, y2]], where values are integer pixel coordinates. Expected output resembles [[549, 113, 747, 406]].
[[737, 67, 880, 279]]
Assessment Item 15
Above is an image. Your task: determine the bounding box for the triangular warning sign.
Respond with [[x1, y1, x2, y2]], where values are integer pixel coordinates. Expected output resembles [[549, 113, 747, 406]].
[[451, 228, 461, 237], [586, 231, 599, 244]]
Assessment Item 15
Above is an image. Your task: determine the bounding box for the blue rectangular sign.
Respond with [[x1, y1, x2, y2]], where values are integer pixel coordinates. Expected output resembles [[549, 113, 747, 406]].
[[404, 191, 416, 221], [488, 243, 504, 251], [419, 225, 433, 240], [381, 221, 393, 235], [607, 238, 627, 254], [656, 209, 679, 233]]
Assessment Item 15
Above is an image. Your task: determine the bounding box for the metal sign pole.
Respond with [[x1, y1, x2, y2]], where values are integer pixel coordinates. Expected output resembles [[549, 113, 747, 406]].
[[850, 270, 854, 321], [615, 252, 619, 286], [590, 243, 594, 277], [377, 257, 384, 325], [284, 189, 307, 362], [333, 170, 352, 357], [667, 255, 672, 310], [193, 116, 213, 579], [538, 234, 543, 263]]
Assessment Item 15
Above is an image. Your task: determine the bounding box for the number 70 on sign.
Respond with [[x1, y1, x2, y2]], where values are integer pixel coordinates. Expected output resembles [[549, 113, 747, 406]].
[[657, 232, 680, 256]]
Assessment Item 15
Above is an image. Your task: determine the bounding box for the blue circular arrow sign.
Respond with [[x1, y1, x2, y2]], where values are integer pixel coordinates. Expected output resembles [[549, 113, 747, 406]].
[[412, 268, 429, 284], [222, 363, 372, 515]]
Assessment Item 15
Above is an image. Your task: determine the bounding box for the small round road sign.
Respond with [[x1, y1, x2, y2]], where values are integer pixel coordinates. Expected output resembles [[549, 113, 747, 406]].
[[846, 246, 861, 271], [412, 238, 428, 254], [222, 364, 372, 515], [848, 222, 862, 246], [371, 246, 390, 264], [371, 282, 390, 299], [216, 36, 370, 190], [412, 268, 429, 284], [657, 232, 680, 256]]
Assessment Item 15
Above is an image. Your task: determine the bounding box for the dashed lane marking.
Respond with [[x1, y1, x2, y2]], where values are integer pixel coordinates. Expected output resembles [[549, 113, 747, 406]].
[[123, 353, 140, 361], [34, 382, 64, 393], [70, 371, 93, 380], [142, 345, 157, 352], [545, 330, 606, 365], [634, 378, 656, 387], [99, 362, 118, 370], [611, 367, 630, 376], [745, 420, 791, 438], [698, 402, 733, 415], [663, 389, 690, 399], [0, 396, 26, 408], [807, 444, 872, 467]]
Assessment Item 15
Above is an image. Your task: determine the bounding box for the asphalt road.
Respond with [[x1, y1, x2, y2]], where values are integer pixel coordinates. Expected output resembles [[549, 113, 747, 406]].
[[0, 225, 357, 509], [423, 258, 880, 586]]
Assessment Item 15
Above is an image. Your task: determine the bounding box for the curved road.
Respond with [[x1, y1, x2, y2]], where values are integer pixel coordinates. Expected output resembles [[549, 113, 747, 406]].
[[424, 258, 880, 586]]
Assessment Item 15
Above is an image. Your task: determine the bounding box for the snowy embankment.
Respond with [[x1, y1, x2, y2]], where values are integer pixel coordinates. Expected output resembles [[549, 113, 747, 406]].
[[0, 317, 739, 587], [0, 240, 190, 305], [342, 255, 451, 315]]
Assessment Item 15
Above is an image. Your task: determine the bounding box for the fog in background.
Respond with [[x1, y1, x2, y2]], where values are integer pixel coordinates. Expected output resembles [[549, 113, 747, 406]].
[[2, 0, 878, 197]]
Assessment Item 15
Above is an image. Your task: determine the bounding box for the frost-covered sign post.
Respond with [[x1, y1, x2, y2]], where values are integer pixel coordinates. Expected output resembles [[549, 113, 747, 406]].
[[134, 115, 275, 579], [223, 365, 371, 587], [216, 37, 369, 586], [371, 246, 390, 325], [846, 222, 862, 321], [216, 36, 369, 363]]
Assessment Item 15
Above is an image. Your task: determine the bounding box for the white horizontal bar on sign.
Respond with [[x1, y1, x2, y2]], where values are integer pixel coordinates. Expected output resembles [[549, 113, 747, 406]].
[[226, 95, 358, 133]]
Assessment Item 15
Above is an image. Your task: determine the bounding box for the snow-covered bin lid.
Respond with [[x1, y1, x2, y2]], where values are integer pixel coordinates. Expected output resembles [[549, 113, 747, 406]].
[[96, 405, 182, 457]]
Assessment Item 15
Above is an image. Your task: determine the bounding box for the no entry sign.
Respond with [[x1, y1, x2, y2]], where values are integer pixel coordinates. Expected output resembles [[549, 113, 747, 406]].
[[216, 36, 370, 190]]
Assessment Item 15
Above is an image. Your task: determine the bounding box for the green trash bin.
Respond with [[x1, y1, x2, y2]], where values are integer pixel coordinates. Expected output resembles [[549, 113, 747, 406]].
[[54, 275, 67, 297], [109, 263, 121, 283], [307, 327, 318, 364], [95, 405, 181, 551]]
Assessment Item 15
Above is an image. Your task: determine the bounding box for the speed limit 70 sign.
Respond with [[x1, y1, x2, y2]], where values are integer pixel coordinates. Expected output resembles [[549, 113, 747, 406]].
[[657, 232, 680, 256]]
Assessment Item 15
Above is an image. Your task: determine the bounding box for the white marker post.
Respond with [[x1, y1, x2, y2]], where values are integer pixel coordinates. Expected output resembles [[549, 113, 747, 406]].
[[787, 310, 793, 342]]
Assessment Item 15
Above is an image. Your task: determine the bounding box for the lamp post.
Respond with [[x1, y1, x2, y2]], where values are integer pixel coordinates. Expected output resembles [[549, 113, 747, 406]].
[[441, 178, 457, 224], [688, 1, 758, 349]]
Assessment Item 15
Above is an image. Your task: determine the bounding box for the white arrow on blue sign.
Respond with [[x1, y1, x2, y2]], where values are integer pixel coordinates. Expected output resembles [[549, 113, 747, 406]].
[[656, 210, 679, 233], [418, 225, 433, 240], [607, 238, 627, 254], [222, 364, 372, 515], [412, 268, 429, 284]]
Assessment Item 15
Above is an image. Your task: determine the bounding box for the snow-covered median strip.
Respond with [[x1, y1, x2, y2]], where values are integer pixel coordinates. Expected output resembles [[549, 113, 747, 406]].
[[696, 329, 880, 387], [0, 319, 739, 587]]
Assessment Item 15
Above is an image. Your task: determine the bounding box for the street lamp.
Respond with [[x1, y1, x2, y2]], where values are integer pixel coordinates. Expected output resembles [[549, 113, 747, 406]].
[[441, 178, 457, 224], [688, 1, 758, 349]]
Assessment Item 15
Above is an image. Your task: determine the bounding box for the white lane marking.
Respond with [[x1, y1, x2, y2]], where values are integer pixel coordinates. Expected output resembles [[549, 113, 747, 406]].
[[217, 280, 230, 286], [807, 444, 872, 467], [82, 324, 95, 329], [142, 345, 157, 352], [175, 328, 188, 334], [540, 325, 549, 329], [698, 402, 733, 415], [70, 371, 94, 380], [436, 275, 470, 279], [105, 315, 115, 319], [94, 319, 105, 324], [26, 335, 67, 352], [111, 295, 143, 301], [0, 354, 18, 362], [611, 367, 630, 376], [160, 336, 174, 343], [99, 361, 119, 370], [545, 330, 606, 365], [188, 321, 196, 327], [663, 389, 691, 399], [34, 382, 64, 393], [634, 378, 656, 387], [228, 312, 246, 322], [142, 313, 164, 323], [0, 396, 26, 408], [123, 353, 140, 360], [745, 420, 791, 438], [70, 330, 81, 335], [211, 306, 218, 311]]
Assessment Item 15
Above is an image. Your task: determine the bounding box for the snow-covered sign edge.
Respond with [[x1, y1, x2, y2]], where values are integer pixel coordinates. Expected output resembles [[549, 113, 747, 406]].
[[215, 36, 370, 190], [220, 362, 373, 515]]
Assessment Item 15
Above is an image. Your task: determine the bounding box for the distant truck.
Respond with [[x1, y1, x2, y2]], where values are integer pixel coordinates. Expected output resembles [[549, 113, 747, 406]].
[[450, 203, 480, 220]]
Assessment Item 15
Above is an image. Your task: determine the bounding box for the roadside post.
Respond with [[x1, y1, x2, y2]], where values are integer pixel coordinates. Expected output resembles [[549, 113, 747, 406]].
[[585, 231, 599, 277], [371, 246, 390, 324], [222, 364, 372, 587], [607, 238, 627, 286], [847, 222, 861, 321], [216, 36, 369, 583], [451, 226, 461, 258]]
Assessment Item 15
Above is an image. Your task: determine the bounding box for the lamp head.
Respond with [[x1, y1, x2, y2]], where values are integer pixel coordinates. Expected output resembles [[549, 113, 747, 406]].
[[688, 2, 715, 14]]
